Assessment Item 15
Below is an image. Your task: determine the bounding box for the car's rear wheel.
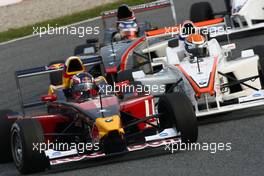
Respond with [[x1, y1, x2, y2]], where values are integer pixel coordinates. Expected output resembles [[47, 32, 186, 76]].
[[11, 119, 48, 174], [190, 2, 214, 22], [158, 92, 198, 143], [0, 109, 14, 163], [49, 60, 64, 86], [253, 46, 264, 88]]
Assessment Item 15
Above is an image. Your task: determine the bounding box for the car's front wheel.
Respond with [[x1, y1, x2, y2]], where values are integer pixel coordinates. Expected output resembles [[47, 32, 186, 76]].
[[0, 109, 14, 163], [253, 46, 264, 88], [11, 119, 48, 174], [158, 92, 198, 143]]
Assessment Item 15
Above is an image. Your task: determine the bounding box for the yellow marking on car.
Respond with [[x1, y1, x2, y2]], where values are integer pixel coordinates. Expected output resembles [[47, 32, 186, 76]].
[[95, 115, 124, 138]]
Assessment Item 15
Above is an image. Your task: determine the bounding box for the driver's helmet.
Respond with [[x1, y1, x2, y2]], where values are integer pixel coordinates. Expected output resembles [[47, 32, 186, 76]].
[[116, 4, 138, 40], [70, 72, 97, 99], [179, 20, 197, 41], [117, 4, 136, 21], [184, 34, 207, 58], [118, 20, 138, 40]]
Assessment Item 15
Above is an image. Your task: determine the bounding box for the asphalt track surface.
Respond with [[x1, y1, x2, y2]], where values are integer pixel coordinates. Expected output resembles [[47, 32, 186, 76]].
[[0, 0, 264, 175]]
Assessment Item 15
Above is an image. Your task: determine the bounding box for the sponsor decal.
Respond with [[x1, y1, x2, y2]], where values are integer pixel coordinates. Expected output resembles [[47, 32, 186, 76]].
[[159, 132, 168, 137], [199, 81, 207, 86], [253, 93, 262, 97], [52, 151, 62, 157], [47, 63, 64, 70], [105, 119, 113, 123]]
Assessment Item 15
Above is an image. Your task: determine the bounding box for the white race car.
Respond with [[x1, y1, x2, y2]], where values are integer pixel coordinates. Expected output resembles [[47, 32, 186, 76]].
[[189, 0, 264, 39], [119, 29, 264, 117]]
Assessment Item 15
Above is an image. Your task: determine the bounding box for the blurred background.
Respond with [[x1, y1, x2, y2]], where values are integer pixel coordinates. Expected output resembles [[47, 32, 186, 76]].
[[0, 0, 118, 32]]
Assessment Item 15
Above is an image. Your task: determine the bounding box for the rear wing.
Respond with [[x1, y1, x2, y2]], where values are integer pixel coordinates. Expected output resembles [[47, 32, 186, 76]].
[[15, 56, 103, 115]]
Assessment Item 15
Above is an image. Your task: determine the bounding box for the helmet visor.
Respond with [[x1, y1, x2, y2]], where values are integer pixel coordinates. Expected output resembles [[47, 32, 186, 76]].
[[73, 82, 95, 92]]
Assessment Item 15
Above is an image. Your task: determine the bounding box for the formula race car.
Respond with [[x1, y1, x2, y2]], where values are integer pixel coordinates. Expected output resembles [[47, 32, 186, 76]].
[[0, 56, 198, 174], [107, 22, 264, 117], [73, 0, 173, 56], [189, 0, 264, 39], [100, 20, 225, 82], [101, 0, 173, 44]]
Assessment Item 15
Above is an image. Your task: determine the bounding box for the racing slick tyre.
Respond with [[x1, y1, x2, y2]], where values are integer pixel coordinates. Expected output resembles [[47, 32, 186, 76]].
[[158, 92, 198, 143], [49, 60, 64, 86], [0, 109, 14, 163], [11, 119, 48, 174], [253, 46, 264, 88], [190, 2, 214, 22]]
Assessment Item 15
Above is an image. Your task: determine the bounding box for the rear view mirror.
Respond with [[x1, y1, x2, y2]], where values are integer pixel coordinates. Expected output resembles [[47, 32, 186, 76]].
[[84, 46, 96, 55]]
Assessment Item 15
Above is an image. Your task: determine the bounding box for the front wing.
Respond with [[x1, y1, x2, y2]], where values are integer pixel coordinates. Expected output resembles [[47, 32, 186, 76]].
[[197, 90, 264, 117], [45, 128, 180, 166]]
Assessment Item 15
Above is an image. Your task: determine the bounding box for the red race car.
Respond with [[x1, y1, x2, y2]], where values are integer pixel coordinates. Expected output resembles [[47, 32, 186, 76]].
[[0, 55, 198, 174]]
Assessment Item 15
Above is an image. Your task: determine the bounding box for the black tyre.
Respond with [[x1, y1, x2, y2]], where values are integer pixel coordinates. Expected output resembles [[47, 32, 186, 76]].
[[49, 60, 64, 86], [0, 109, 13, 163], [158, 92, 198, 143], [224, 0, 232, 14], [253, 46, 264, 88], [11, 119, 48, 174], [190, 2, 214, 22]]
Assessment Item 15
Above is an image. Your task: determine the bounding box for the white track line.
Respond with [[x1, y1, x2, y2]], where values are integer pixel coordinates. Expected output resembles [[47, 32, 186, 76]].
[[0, 16, 101, 46]]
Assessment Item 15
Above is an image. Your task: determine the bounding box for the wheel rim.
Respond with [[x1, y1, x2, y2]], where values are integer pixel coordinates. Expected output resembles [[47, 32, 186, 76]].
[[11, 130, 23, 166]]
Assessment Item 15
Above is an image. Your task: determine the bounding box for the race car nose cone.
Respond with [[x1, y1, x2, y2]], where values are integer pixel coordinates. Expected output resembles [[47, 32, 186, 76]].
[[96, 115, 124, 138]]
